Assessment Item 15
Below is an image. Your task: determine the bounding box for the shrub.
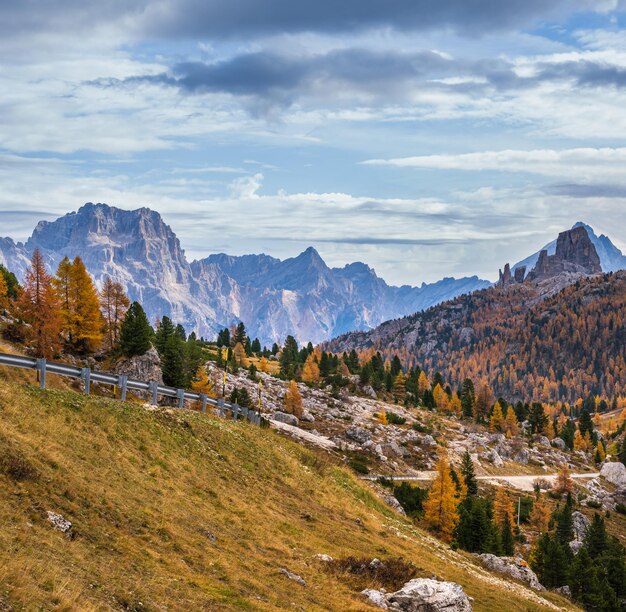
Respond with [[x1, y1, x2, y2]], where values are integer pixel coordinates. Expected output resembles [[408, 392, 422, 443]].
[[385, 412, 406, 425], [349, 453, 370, 475], [324, 556, 423, 591], [615, 503, 626, 515], [393, 482, 427, 518], [586, 499, 602, 509], [0, 438, 37, 482], [411, 422, 433, 434], [377, 476, 394, 489]]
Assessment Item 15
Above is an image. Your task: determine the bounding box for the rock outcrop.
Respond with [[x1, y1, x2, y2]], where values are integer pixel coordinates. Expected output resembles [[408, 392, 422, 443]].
[[478, 554, 544, 591], [363, 578, 472, 611], [115, 347, 163, 384], [600, 461, 626, 491], [526, 227, 601, 283]]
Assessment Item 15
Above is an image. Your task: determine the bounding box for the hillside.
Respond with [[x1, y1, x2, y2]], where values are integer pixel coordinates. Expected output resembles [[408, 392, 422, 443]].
[[0, 375, 575, 611], [327, 270, 626, 404]]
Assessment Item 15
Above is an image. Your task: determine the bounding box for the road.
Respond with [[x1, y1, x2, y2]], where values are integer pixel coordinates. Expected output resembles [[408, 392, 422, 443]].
[[363, 472, 600, 492]]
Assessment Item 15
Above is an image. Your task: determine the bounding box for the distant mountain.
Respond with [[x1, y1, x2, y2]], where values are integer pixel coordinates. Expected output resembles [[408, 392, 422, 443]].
[[327, 228, 622, 403], [514, 221, 626, 276], [0, 203, 490, 345]]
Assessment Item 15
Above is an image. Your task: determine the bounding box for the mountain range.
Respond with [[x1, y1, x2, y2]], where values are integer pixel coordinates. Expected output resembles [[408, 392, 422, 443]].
[[0, 203, 490, 346]]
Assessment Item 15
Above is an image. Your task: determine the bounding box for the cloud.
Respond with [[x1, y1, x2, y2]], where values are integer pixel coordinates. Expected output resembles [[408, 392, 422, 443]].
[[0, 0, 615, 40], [363, 147, 626, 182]]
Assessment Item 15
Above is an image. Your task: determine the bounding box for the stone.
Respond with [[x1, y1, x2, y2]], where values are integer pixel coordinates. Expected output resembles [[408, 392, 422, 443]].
[[551, 438, 566, 450], [300, 410, 315, 422], [478, 554, 544, 591], [385, 494, 407, 516], [572, 511, 590, 542], [46, 511, 72, 536], [362, 589, 389, 609], [314, 554, 333, 562], [420, 435, 437, 447], [387, 578, 472, 611], [535, 436, 551, 447], [369, 558, 384, 569], [601, 462, 626, 490], [272, 411, 299, 426], [279, 568, 306, 586], [115, 346, 163, 385], [569, 540, 584, 555], [346, 426, 372, 444], [555, 586, 572, 599], [512, 448, 529, 465], [363, 385, 378, 399], [483, 449, 503, 467]]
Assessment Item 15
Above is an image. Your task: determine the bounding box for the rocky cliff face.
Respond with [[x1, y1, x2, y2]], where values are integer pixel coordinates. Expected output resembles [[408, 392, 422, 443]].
[[526, 226, 601, 282], [0, 203, 490, 345]]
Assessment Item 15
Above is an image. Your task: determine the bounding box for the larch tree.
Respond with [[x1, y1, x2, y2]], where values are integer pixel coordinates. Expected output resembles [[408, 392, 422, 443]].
[[100, 276, 130, 352], [18, 249, 62, 358], [423, 453, 460, 541], [393, 372, 406, 403], [417, 370, 430, 395], [284, 380, 303, 417], [474, 383, 494, 423], [493, 488, 515, 528], [490, 403, 504, 432], [191, 365, 216, 396], [53, 256, 73, 343], [0, 272, 8, 312], [301, 353, 320, 385], [432, 383, 448, 411], [529, 495, 551, 533], [258, 356, 269, 373], [554, 464, 574, 496], [504, 406, 519, 438], [68, 257, 103, 353], [232, 342, 248, 368]]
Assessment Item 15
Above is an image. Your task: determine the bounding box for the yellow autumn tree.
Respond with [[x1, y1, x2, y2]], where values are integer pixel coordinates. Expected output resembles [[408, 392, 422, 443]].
[[449, 394, 462, 416], [493, 488, 515, 528], [53, 256, 103, 353], [595, 443, 606, 462], [423, 454, 459, 541], [432, 383, 448, 411], [504, 406, 519, 438], [100, 276, 130, 352], [191, 365, 216, 397], [284, 380, 303, 417], [529, 495, 551, 533], [233, 342, 248, 367], [393, 372, 406, 403], [301, 353, 320, 385], [337, 361, 351, 378], [417, 371, 430, 395], [554, 464, 574, 496], [573, 430, 589, 451], [490, 403, 504, 432], [0, 272, 8, 312], [258, 356, 269, 373]]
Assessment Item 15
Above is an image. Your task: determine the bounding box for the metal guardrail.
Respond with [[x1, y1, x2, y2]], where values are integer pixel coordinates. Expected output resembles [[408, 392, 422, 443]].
[[0, 352, 261, 426]]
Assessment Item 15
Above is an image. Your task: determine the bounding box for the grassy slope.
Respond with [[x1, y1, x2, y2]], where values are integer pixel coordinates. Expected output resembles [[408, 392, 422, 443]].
[[0, 377, 576, 611]]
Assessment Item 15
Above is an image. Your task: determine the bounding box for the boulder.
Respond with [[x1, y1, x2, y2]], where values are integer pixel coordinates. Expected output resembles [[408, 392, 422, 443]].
[[279, 568, 306, 586], [512, 448, 529, 465], [483, 449, 503, 467], [555, 586, 572, 599], [478, 554, 544, 591], [551, 438, 566, 450], [420, 435, 437, 448], [572, 511, 590, 542], [300, 410, 315, 422], [314, 554, 333, 562], [535, 436, 551, 447], [46, 511, 73, 537], [272, 411, 299, 426], [601, 462, 626, 491], [346, 426, 372, 444], [115, 346, 163, 385], [387, 578, 472, 611], [385, 494, 407, 516], [362, 589, 389, 609]]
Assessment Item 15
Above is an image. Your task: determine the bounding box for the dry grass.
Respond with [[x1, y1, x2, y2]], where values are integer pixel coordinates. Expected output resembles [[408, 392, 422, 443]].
[[0, 378, 578, 611]]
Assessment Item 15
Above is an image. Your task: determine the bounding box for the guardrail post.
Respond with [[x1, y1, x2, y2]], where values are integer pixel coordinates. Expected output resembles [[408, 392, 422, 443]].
[[81, 368, 91, 395], [242, 406, 249, 421], [36, 358, 46, 389], [201, 394, 207, 413], [218, 399, 225, 417], [233, 403, 240, 421], [119, 375, 128, 401], [150, 381, 158, 406], [176, 389, 184, 409]]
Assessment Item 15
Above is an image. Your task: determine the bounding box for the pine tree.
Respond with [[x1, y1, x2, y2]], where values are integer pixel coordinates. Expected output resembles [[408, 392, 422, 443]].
[[460, 378, 475, 418], [284, 380, 303, 417], [100, 276, 130, 352], [455, 496, 494, 553], [490, 403, 504, 432], [17, 249, 62, 358], [474, 383, 493, 423], [423, 454, 460, 542], [460, 450, 478, 497], [393, 372, 406, 403], [555, 496, 574, 546], [0, 264, 20, 300], [119, 302, 153, 357], [500, 515, 515, 556], [528, 402, 548, 434]]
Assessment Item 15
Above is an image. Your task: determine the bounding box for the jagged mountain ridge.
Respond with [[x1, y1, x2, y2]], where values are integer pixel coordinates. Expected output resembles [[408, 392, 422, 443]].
[[0, 202, 490, 345], [514, 221, 626, 275]]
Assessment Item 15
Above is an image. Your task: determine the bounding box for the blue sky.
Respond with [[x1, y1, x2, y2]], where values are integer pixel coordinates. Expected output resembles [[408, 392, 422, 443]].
[[1, 0, 626, 284]]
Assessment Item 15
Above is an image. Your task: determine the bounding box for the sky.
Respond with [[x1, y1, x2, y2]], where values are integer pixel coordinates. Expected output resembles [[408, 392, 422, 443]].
[[2, 1, 626, 285]]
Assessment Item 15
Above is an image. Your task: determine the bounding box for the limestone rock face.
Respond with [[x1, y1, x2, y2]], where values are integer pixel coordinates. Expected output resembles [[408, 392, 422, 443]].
[[600, 462, 626, 491], [272, 411, 299, 426], [115, 347, 163, 384], [478, 554, 544, 591], [527, 227, 602, 282]]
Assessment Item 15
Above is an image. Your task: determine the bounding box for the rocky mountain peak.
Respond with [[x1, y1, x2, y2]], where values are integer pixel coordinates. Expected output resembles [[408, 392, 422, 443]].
[[526, 226, 601, 282]]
